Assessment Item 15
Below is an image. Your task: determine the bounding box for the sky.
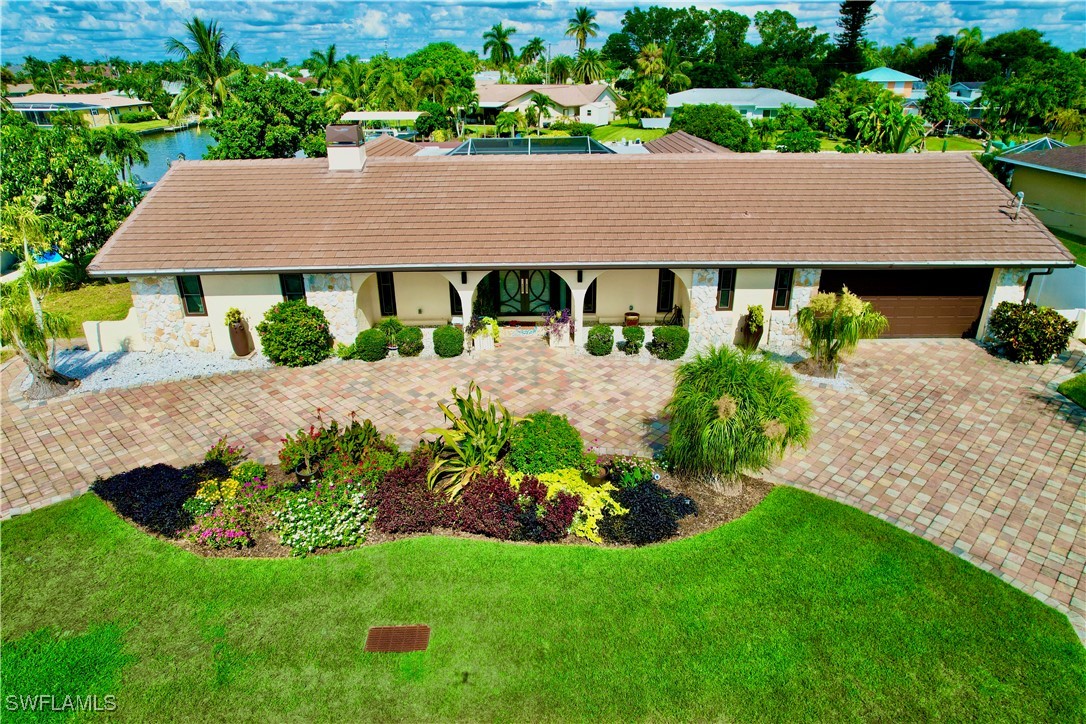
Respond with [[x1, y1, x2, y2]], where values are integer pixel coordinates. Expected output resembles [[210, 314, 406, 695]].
[[1, 0, 1083, 65]]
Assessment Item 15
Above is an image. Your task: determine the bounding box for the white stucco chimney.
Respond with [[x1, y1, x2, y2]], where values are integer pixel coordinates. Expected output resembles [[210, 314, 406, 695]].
[[326, 124, 367, 171]]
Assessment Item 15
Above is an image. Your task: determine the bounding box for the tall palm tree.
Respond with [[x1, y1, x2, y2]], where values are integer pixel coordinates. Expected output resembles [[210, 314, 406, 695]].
[[573, 48, 606, 84], [0, 197, 53, 326], [165, 16, 241, 118], [483, 23, 517, 70], [660, 42, 693, 92], [566, 6, 599, 53], [304, 44, 340, 91], [636, 43, 665, 79], [445, 85, 479, 138], [521, 37, 546, 65], [529, 92, 554, 133], [549, 54, 574, 84], [414, 67, 451, 104], [325, 58, 368, 116], [369, 61, 417, 111], [956, 26, 983, 54], [91, 126, 148, 183]]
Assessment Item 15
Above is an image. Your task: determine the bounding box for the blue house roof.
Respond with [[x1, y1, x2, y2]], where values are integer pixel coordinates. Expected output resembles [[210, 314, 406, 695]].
[[855, 66, 921, 83]]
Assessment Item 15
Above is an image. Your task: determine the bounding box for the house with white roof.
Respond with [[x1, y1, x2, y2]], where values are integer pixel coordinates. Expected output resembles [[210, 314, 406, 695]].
[[646, 88, 816, 128], [8, 92, 152, 127]]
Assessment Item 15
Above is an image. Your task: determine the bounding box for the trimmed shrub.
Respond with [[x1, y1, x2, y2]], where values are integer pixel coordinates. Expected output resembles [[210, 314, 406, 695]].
[[507, 411, 585, 474], [549, 120, 595, 136], [509, 468, 624, 543], [353, 328, 388, 362], [374, 453, 448, 533], [231, 461, 268, 484], [586, 324, 614, 356], [622, 325, 645, 355], [664, 345, 810, 481], [648, 325, 689, 360], [398, 326, 424, 357], [432, 324, 464, 358], [118, 109, 158, 123], [987, 301, 1075, 363], [515, 475, 582, 542], [600, 480, 697, 546], [454, 472, 521, 539], [256, 300, 334, 367]]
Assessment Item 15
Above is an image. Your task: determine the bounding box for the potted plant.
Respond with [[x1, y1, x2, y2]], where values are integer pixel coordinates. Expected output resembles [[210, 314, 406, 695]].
[[467, 315, 500, 352], [378, 316, 404, 351], [225, 307, 252, 357], [295, 443, 318, 486], [624, 306, 640, 327], [739, 304, 765, 351], [544, 308, 572, 348]]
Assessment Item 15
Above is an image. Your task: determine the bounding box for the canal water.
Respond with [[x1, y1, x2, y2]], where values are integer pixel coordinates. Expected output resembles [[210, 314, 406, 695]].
[[130, 126, 215, 184]]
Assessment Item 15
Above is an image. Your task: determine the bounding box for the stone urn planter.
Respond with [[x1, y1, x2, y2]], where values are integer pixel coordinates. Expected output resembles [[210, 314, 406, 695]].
[[225, 308, 253, 357], [736, 316, 764, 351], [473, 334, 495, 352], [548, 321, 571, 348], [624, 311, 640, 327]]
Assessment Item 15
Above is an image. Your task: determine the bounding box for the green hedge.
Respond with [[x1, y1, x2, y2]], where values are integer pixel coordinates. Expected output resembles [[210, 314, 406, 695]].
[[398, 326, 424, 357], [433, 324, 464, 358], [586, 324, 613, 356], [353, 328, 388, 362], [118, 109, 158, 123], [255, 301, 334, 367], [507, 411, 585, 474], [649, 326, 689, 360], [622, 325, 645, 354], [987, 301, 1075, 363]]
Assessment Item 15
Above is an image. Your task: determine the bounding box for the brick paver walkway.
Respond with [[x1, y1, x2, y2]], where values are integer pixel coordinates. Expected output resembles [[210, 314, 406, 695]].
[[2, 336, 1083, 636]]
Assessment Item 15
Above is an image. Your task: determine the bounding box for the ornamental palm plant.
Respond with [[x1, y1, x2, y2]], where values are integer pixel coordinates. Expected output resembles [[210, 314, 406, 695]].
[[495, 111, 518, 137], [664, 346, 810, 486], [91, 126, 148, 183], [530, 92, 554, 132], [549, 54, 574, 84], [427, 382, 522, 500], [573, 49, 606, 84], [796, 287, 889, 377]]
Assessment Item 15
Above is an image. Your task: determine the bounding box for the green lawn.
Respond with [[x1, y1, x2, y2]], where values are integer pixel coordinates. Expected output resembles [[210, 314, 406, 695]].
[[1051, 228, 1086, 266], [2, 488, 1082, 721], [42, 281, 132, 332], [1058, 374, 1086, 408], [113, 118, 172, 133], [592, 120, 667, 143], [816, 135, 985, 152]]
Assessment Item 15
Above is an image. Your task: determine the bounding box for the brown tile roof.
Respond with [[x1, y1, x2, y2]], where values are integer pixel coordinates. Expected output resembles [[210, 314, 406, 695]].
[[999, 145, 1086, 177], [88, 153, 1073, 276], [364, 135, 419, 157], [644, 131, 733, 155]]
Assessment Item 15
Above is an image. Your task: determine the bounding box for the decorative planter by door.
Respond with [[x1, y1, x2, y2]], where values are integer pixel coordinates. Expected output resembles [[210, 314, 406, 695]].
[[624, 312, 640, 327], [229, 322, 252, 357], [735, 315, 764, 351], [548, 321, 571, 348], [473, 334, 495, 352]]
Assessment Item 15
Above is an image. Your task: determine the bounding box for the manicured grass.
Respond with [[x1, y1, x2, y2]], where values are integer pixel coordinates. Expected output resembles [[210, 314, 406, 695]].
[[1058, 373, 1086, 408], [2, 489, 1082, 720], [114, 119, 172, 133], [42, 281, 132, 332], [922, 135, 986, 152], [591, 119, 667, 143], [1051, 228, 1086, 266]]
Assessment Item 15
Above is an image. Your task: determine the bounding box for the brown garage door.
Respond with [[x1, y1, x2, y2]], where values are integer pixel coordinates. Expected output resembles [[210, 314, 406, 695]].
[[818, 268, 992, 339]]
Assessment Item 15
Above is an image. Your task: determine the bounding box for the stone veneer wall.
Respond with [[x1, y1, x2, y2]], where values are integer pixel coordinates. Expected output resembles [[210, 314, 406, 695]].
[[686, 268, 820, 355], [979, 267, 1029, 340], [305, 273, 357, 342], [130, 276, 215, 352]]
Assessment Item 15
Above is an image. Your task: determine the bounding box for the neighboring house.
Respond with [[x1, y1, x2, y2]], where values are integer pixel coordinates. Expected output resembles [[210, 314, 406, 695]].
[[2, 82, 34, 97], [998, 136, 1069, 155], [7, 92, 152, 126], [475, 83, 621, 126], [905, 80, 986, 120], [855, 67, 921, 97], [950, 81, 985, 102], [997, 145, 1086, 236], [83, 125, 1073, 355], [653, 88, 817, 128]]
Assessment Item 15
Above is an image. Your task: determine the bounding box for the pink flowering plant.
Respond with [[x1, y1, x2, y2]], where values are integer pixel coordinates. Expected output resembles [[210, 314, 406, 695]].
[[188, 503, 255, 549]]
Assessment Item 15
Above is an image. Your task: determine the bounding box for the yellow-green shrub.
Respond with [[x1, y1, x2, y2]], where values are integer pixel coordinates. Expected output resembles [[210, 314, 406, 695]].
[[194, 478, 241, 504], [509, 468, 626, 544]]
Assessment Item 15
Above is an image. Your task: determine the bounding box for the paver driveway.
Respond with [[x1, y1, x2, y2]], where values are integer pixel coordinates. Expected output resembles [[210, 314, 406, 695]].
[[2, 337, 1084, 636]]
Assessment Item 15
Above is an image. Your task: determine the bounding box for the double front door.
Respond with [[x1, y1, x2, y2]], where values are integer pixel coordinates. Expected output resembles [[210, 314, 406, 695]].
[[497, 270, 554, 315]]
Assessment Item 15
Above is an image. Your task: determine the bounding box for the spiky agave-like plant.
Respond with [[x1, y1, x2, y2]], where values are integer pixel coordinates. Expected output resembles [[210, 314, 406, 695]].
[[796, 286, 889, 377], [663, 346, 810, 485]]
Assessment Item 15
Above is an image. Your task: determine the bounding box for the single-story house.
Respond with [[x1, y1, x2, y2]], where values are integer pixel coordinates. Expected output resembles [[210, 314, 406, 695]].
[[997, 145, 1086, 236], [8, 92, 152, 127], [475, 83, 620, 126], [2, 82, 34, 97], [83, 124, 1074, 355], [855, 67, 921, 97], [648, 88, 816, 129]]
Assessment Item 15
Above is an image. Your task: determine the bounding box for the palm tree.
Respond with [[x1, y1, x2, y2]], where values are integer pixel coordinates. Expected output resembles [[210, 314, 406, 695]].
[[325, 58, 368, 116], [566, 6, 599, 53], [445, 86, 479, 138], [573, 48, 606, 84], [166, 16, 241, 119], [660, 42, 692, 92], [627, 80, 667, 118], [549, 54, 574, 84], [91, 127, 148, 183], [956, 26, 983, 54], [1047, 108, 1085, 141], [369, 62, 417, 111], [636, 43, 665, 79], [521, 37, 546, 65], [304, 44, 340, 91], [414, 67, 451, 104], [495, 110, 518, 137], [483, 23, 517, 70], [529, 92, 554, 132]]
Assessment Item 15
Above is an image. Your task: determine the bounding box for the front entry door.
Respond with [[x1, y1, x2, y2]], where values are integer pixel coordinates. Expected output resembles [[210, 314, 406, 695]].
[[497, 270, 552, 315]]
